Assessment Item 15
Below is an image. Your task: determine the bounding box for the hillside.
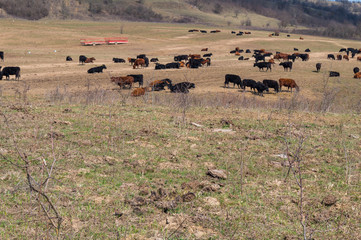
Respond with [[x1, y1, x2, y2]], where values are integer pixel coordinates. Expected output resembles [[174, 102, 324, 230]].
[[1, 0, 361, 38]]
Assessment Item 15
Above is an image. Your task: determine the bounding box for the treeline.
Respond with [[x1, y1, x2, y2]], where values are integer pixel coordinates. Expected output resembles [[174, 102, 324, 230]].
[[0, 0, 49, 20]]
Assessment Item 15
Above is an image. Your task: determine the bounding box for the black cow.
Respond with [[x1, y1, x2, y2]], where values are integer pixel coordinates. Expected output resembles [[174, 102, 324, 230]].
[[150, 58, 159, 62], [246, 49, 251, 53], [253, 62, 272, 71], [230, 50, 237, 54], [242, 79, 257, 91], [152, 79, 172, 91], [288, 54, 297, 62], [165, 62, 180, 69], [210, 31, 217, 33], [137, 54, 146, 59], [299, 54, 309, 61], [329, 71, 340, 77], [66, 56, 72, 61], [316, 63, 321, 72], [236, 33, 243, 36], [305, 48, 311, 52], [238, 49, 244, 53], [127, 74, 143, 87], [169, 82, 195, 93], [287, 35, 291, 37], [294, 48, 299, 51], [144, 57, 149, 67], [1, 66, 20, 80], [155, 63, 166, 70], [200, 30, 207, 33], [253, 54, 265, 63], [0, 51, 4, 61], [238, 56, 244, 60], [238, 31, 244, 35], [263, 79, 279, 92], [188, 58, 202, 68], [353, 67, 359, 74], [113, 58, 126, 63], [231, 31, 236, 34], [339, 48, 347, 52], [255, 82, 269, 96], [87, 65, 106, 73], [174, 55, 188, 61], [79, 55, 87, 64], [224, 74, 243, 88], [279, 61, 293, 71], [327, 54, 335, 60], [203, 53, 212, 58], [263, 52, 273, 57]]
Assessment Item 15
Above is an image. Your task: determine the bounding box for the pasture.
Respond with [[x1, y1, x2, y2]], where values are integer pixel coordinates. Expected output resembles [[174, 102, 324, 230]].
[[0, 19, 360, 239]]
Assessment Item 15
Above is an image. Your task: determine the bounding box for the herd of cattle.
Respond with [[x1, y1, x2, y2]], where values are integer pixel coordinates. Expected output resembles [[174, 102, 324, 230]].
[[1, 40, 361, 98]]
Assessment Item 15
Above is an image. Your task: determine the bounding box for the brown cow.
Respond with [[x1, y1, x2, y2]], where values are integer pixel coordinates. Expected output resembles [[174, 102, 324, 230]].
[[245, 32, 251, 34], [259, 49, 265, 53], [128, 57, 136, 65], [343, 55, 349, 61], [235, 47, 240, 51], [274, 53, 289, 61], [279, 78, 299, 92], [357, 56, 361, 61], [131, 87, 150, 97], [268, 34, 273, 37], [337, 54, 342, 60], [111, 76, 134, 89], [354, 72, 361, 78], [189, 54, 201, 59], [235, 51, 240, 56], [84, 57, 96, 63], [268, 59, 275, 64], [133, 59, 146, 69], [179, 61, 185, 67], [201, 58, 210, 66], [299, 37, 304, 40], [201, 48, 208, 51]]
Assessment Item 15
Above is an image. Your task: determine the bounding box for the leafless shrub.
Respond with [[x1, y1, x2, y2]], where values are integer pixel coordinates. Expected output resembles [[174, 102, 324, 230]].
[[319, 73, 340, 113]]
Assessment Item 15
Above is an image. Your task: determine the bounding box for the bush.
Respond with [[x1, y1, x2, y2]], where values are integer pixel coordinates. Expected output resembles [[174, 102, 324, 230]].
[[0, 0, 49, 20]]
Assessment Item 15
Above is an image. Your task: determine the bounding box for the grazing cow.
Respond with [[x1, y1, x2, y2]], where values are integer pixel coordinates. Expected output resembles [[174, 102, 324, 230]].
[[187, 58, 202, 68], [210, 31, 216, 33], [287, 35, 291, 37], [0, 51, 4, 61], [238, 56, 244, 60], [279, 78, 299, 92], [113, 58, 126, 63], [189, 54, 201, 59], [79, 55, 87, 64], [168, 82, 195, 93], [268, 59, 275, 65], [236, 33, 243, 36], [339, 48, 347, 52], [245, 32, 251, 34], [287, 54, 297, 62], [111, 76, 134, 89], [354, 72, 361, 78], [149, 79, 172, 91], [294, 48, 299, 51], [246, 49, 251, 53], [144, 57, 149, 67], [128, 57, 136, 65], [329, 71, 340, 77], [137, 54, 146, 59], [253, 54, 265, 63], [174, 55, 188, 61], [255, 82, 269, 96], [244, 58, 250, 60], [88, 65, 106, 74], [299, 37, 304, 40], [327, 54, 335, 60], [242, 79, 257, 92], [201, 48, 208, 51], [305, 48, 311, 52], [224, 74, 243, 88], [316, 63, 322, 72], [279, 62, 293, 71], [203, 53, 212, 58], [84, 57, 96, 63], [235, 52, 241, 56], [201, 58, 211, 66], [188, 29, 198, 32], [66, 56, 72, 61], [337, 55, 342, 60], [165, 62, 180, 69], [231, 31, 236, 34], [299, 54, 309, 61], [263, 79, 279, 92], [274, 53, 289, 61], [1, 66, 20, 80], [131, 87, 149, 97], [150, 58, 159, 62], [127, 74, 143, 87], [253, 62, 272, 71], [200, 30, 207, 33], [133, 59, 146, 69], [357, 56, 361, 61], [353, 67, 359, 74], [230, 50, 237, 54], [155, 63, 166, 70], [343, 55, 349, 61]]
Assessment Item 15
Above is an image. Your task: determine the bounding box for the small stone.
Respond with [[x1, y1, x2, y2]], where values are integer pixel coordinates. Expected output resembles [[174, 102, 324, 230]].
[[207, 169, 227, 179], [322, 195, 337, 206]]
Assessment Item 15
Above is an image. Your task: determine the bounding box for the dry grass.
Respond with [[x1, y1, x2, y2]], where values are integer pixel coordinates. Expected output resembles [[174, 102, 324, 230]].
[[0, 19, 360, 239]]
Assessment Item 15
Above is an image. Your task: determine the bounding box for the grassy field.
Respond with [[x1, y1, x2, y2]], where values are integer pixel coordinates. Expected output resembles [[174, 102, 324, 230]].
[[0, 19, 360, 239]]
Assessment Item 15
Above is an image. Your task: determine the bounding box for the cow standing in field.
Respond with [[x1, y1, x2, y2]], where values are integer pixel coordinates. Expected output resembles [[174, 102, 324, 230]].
[[279, 62, 293, 71], [113, 58, 126, 63], [133, 59, 146, 69], [254, 62, 272, 71], [242, 79, 257, 92], [1, 66, 20, 80], [127, 74, 143, 87], [0, 51, 4, 61], [66, 56, 72, 61], [79, 55, 87, 64], [224, 74, 243, 88], [316, 63, 322, 72], [263, 79, 279, 92], [279, 78, 299, 92], [111, 76, 134, 89], [327, 54, 335, 60], [255, 82, 269, 96]]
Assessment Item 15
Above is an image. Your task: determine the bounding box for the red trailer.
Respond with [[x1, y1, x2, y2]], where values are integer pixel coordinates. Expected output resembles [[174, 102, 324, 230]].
[[80, 37, 128, 46]]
